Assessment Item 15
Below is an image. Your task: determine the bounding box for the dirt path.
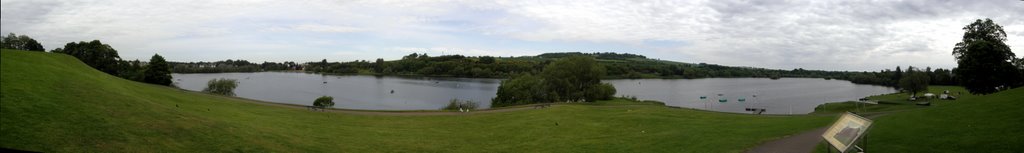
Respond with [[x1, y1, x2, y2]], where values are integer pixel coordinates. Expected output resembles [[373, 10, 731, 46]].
[[744, 112, 898, 153]]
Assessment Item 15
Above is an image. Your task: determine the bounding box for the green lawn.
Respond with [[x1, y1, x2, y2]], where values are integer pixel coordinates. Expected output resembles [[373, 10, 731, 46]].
[[811, 86, 969, 115], [864, 87, 1024, 152], [813, 86, 1024, 152], [0, 50, 833, 152]]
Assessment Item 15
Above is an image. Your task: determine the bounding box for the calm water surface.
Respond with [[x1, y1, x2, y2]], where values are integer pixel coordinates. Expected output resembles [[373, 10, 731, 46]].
[[173, 72, 895, 114]]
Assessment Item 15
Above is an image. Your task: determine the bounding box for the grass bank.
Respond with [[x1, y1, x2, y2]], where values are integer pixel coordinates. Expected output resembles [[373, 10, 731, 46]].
[[812, 86, 1023, 152]]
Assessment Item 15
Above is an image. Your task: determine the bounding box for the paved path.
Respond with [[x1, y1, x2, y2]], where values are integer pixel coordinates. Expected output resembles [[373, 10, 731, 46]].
[[745, 112, 899, 153], [746, 127, 828, 153]]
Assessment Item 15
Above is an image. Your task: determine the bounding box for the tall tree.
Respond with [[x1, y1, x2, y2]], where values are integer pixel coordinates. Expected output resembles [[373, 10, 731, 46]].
[[952, 19, 1022, 94], [894, 66, 903, 82], [374, 58, 385, 73], [143, 54, 173, 86], [899, 68, 930, 97]]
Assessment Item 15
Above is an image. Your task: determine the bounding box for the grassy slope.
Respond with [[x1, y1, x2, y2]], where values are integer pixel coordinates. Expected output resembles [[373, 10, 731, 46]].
[[866, 87, 1024, 152], [812, 86, 1024, 152], [1, 50, 831, 152]]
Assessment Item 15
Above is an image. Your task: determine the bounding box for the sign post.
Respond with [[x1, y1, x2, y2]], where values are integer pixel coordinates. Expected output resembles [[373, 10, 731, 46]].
[[822, 112, 872, 153]]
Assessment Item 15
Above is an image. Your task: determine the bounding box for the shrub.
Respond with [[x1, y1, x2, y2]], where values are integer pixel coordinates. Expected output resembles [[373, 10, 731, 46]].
[[586, 83, 617, 101], [313, 96, 335, 108], [202, 78, 238, 96]]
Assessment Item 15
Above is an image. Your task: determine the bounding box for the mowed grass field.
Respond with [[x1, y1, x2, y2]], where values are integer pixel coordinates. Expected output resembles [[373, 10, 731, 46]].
[[0, 50, 833, 152], [811, 85, 1024, 152], [864, 86, 1024, 152]]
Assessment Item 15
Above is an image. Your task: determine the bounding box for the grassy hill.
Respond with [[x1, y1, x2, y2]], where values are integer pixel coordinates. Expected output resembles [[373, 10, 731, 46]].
[[864, 87, 1024, 152], [1, 49, 833, 152]]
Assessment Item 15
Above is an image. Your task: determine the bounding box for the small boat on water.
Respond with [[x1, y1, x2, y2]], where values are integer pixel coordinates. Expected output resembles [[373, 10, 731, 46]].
[[738, 98, 746, 102], [718, 99, 727, 102]]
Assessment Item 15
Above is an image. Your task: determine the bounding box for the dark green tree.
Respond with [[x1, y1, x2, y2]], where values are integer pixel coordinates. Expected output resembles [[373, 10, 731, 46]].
[[313, 96, 335, 109], [542, 56, 607, 102], [586, 83, 617, 101], [53, 40, 122, 75], [374, 58, 385, 73], [143, 54, 173, 86], [893, 66, 902, 88], [117, 59, 145, 81], [899, 69, 930, 97], [952, 19, 1022, 94], [492, 74, 547, 106]]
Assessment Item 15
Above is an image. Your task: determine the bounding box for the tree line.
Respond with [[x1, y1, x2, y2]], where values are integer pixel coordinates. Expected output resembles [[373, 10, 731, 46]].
[[49, 40, 173, 86], [846, 66, 958, 88], [302, 51, 961, 88], [1, 34, 173, 86], [0, 33, 45, 51], [170, 60, 301, 73]]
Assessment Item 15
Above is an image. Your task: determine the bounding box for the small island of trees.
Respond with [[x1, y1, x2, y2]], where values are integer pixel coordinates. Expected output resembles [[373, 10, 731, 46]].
[[491, 56, 617, 107]]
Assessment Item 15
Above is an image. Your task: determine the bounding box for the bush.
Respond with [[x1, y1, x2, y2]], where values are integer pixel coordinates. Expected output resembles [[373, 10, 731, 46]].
[[202, 78, 238, 96], [442, 99, 478, 111], [313, 96, 335, 108], [491, 74, 548, 107], [586, 83, 617, 101]]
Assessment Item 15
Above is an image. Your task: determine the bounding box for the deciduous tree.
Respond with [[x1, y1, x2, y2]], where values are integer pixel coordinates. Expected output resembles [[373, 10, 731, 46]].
[[952, 19, 1022, 94]]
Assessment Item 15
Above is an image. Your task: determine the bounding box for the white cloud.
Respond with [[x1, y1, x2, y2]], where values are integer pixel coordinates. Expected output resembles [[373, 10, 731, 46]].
[[2, 0, 1021, 71]]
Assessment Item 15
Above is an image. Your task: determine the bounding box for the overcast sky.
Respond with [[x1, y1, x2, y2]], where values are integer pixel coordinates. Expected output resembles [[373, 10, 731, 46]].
[[2, 0, 1022, 71]]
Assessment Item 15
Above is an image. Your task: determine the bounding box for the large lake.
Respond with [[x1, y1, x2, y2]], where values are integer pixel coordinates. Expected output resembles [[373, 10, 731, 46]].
[[173, 72, 895, 114]]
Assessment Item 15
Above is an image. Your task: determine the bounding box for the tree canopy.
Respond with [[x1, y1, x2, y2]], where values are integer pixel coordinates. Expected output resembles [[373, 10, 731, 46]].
[[952, 19, 1023, 94], [53, 40, 122, 75], [899, 67, 930, 96], [0, 33, 45, 51], [541, 56, 608, 102]]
